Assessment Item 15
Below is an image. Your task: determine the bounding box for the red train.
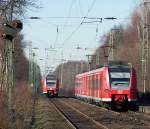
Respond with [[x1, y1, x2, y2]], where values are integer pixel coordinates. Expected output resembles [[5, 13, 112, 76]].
[[42, 74, 59, 97], [75, 63, 138, 110]]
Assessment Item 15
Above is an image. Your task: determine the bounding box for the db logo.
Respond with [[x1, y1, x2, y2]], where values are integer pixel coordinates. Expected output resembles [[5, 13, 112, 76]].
[[118, 90, 123, 94]]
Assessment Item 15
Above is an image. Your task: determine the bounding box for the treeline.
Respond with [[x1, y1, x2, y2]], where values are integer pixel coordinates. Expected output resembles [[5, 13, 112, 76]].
[[90, 9, 149, 93], [0, 1, 41, 129], [55, 7, 150, 96], [55, 61, 87, 96]]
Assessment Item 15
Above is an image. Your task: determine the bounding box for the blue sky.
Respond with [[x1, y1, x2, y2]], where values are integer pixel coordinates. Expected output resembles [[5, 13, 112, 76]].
[[23, 0, 141, 74]]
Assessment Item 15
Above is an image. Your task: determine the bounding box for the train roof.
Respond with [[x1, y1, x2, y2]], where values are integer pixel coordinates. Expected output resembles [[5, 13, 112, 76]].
[[46, 74, 57, 80], [107, 61, 131, 68], [76, 67, 105, 78], [76, 62, 132, 78]]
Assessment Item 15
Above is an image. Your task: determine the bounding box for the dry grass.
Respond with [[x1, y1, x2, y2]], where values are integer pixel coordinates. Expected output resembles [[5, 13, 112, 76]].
[[0, 92, 10, 129], [0, 81, 35, 129]]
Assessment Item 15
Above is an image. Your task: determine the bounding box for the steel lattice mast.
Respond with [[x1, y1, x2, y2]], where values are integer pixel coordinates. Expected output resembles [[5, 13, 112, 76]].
[[141, 1, 149, 94]]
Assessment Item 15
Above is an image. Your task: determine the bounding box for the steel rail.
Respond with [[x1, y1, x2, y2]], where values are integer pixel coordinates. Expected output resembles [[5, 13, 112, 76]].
[[121, 111, 150, 126], [68, 98, 150, 127], [59, 99, 109, 129], [50, 99, 77, 129]]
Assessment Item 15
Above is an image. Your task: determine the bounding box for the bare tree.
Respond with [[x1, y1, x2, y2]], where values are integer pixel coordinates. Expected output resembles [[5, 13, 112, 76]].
[[0, 0, 39, 20]]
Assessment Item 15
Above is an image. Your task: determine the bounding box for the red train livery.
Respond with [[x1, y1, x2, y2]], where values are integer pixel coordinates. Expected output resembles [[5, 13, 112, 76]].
[[75, 64, 138, 110], [42, 74, 59, 97]]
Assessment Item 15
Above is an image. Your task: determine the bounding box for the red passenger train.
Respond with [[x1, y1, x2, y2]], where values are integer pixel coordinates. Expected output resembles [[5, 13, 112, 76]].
[[75, 63, 138, 110], [42, 74, 59, 97]]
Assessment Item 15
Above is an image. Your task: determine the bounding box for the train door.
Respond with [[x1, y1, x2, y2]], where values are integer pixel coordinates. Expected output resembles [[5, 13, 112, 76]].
[[85, 76, 87, 96], [83, 76, 86, 95], [89, 76, 93, 98], [98, 74, 102, 99], [87, 76, 90, 97], [86, 76, 89, 96], [89, 76, 91, 97], [81, 77, 84, 95], [95, 74, 99, 98], [93, 75, 96, 99], [91, 75, 94, 99], [94, 74, 99, 101]]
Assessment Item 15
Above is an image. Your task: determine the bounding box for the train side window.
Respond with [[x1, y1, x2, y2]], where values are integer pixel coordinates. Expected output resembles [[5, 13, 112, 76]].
[[88, 76, 90, 88], [98, 79, 101, 89], [97, 75, 101, 90], [92, 75, 95, 89], [96, 79, 98, 88], [89, 76, 92, 88], [96, 79, 98, 89], [85, 77, 87, 89], [90, 77, 93, 88]]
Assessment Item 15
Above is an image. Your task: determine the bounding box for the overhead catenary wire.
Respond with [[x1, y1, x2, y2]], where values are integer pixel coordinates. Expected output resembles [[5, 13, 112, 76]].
[[61, 0, 97, 46], [53, 0, 75, 49], [28, 16, 129, 19], [53, 25, 59, 48], [61, 0, 75, 31], [52, 0, 74, 64], [78, 0, 84, 15]]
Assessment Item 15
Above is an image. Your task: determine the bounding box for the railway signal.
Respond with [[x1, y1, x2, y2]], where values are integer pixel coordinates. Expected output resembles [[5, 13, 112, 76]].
[[12, 20, 23, 31], [0, 20, 23, 40], [2, 20, 23, 30], [0, 19, 23, 110], [1, 33, 13, 41]]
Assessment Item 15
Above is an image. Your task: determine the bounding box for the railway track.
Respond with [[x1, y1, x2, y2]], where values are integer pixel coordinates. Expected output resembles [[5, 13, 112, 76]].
[[61, 98, 150, 129], [73, 98, 150, 125], [51, 99, 108, 129], [32, 98, 74, 129], [120, 110, 150, 127], [33, 97, 150, 129]]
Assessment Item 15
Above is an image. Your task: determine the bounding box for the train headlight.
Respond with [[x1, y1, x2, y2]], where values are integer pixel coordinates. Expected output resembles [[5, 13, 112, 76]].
[[104, 89, 110, 93]]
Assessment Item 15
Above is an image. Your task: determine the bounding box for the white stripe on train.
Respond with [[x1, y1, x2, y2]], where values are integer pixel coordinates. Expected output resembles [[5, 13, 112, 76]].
[[75, 94, 137, 102]]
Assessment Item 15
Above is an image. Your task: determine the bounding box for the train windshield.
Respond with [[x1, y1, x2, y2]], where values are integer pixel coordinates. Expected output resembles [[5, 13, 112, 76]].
[[47, 81, 56, 88], [109, 67, 131, 90]]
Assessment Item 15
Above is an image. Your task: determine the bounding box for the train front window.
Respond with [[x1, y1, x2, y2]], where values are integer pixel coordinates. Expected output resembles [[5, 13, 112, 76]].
[[109, 68, 131, 89], [47, 82, 56, 88]]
